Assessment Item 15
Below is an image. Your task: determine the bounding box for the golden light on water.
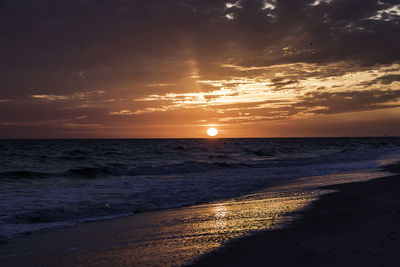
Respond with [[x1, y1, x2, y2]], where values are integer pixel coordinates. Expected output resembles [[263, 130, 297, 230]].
[[207, 128, 218, 137], [3, 170, 384, 266]]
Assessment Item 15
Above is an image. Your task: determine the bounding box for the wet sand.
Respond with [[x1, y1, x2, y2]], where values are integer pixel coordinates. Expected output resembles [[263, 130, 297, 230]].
[[0, 168, 397, 266], [191, 172, 400, 266], [0, 187, 324, 266]]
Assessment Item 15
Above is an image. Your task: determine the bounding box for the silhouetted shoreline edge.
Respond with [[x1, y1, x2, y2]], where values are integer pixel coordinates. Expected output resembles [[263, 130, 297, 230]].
[[189, 164, 400, 266]]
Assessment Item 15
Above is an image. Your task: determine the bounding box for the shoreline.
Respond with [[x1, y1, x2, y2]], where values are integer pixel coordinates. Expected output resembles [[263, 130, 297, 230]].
[[0, 165, 398, 266], [190, 167, 400, 266], [0, 182, 324, 266]]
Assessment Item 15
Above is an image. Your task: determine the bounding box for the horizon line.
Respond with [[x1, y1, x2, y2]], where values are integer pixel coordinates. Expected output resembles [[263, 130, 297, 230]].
[[0, 136, 398, 140]]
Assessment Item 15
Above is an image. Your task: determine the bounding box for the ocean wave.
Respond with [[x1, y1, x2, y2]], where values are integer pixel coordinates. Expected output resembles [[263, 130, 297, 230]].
[[0, 161, 250, 180], [1, 137, 400, 239], [66, 161, 249, 178], [0, 170, 52, 180], [8, 203, 132, 224]]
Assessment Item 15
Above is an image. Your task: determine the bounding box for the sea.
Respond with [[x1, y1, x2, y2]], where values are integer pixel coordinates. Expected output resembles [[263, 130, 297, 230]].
[[1, 137, 400, 241]]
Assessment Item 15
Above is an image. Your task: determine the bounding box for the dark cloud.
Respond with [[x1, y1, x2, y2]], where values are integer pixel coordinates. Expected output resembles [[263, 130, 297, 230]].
[[360, 74, 400, 87], [0, 0, 399, 137], [1, 0, 399, 73], [295, 89, 400, 115]]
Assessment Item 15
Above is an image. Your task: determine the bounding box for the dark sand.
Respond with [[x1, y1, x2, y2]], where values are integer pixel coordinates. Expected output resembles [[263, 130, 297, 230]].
[[1, 166, 399, 266], [191, 172, 400, 266]]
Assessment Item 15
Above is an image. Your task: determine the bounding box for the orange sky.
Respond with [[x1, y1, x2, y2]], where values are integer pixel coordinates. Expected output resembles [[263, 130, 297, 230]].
[[1, 0, 399, 138]]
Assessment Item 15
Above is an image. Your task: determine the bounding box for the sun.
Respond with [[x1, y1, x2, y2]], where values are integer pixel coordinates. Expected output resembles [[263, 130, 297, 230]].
[[207, 128, 218, 137]]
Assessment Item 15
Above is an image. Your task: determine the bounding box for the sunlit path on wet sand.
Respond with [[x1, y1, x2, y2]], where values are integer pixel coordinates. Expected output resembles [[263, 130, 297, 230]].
[[0, 170, 388, 266]]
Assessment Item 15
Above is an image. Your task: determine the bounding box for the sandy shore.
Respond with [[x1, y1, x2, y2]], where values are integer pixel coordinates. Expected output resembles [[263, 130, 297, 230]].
[[190, 171, 400, 266], [0, 185, 325, 266], [1, 166, 398, 266]]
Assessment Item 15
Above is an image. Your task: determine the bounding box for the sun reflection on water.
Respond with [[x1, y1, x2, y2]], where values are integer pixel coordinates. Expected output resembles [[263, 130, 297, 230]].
[[2, 170, 388, 267], [212, 203, 227, 229]]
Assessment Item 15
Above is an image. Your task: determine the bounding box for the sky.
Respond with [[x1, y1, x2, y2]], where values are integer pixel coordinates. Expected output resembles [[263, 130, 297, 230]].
[[0, 0, 399, 138]]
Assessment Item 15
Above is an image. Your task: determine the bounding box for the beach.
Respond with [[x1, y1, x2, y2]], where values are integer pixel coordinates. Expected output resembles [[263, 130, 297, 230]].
[[191, 164, 400, 266], [0, 176, 327, 266], [1, 139, 400, 266], [0, 164, 398, 266]]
